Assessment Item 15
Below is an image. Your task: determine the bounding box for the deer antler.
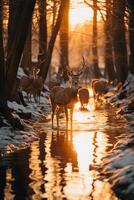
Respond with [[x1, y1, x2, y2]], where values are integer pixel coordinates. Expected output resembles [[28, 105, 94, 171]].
[[76, 56, 86, 76], [82, 56, 86, 67], [66, 65, 73, 75]]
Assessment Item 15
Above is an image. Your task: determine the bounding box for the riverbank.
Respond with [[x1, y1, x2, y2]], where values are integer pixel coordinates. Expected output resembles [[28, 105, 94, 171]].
[[99, 73, 134, 200], [0, 89, 51, 156]]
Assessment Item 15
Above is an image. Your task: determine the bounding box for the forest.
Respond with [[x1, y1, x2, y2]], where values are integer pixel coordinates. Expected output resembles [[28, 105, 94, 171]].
[[0, 0, 134, 124], [0, 0, 134, 199]]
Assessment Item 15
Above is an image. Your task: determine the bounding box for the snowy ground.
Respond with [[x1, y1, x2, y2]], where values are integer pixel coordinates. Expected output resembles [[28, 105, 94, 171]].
[[0, 67, 51, 156], [0, 90, 51, 156], [98, 73, 134, 199]]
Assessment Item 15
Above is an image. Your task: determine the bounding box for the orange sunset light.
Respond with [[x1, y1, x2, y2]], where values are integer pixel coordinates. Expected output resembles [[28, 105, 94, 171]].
[[69, 3, 93, 26]]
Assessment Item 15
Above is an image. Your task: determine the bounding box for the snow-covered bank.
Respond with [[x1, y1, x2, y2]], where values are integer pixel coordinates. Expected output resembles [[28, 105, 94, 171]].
[[0, 67, 52, 156], [0, 89, 51, 156], [99, 73, 134, 200]]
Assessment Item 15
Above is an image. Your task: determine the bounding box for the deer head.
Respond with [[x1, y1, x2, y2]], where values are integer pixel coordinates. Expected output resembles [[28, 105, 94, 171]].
[[67, 56, 86, 88], [32, 67, 40, 79]]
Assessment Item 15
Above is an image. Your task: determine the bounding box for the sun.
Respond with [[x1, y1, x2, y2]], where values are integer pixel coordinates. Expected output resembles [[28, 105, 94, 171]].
[[69, 5, 93, 27]]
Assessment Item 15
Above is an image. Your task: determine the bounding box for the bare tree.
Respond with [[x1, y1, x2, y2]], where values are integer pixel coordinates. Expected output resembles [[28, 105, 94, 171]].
[[59, 0, 70, 82], [38, 0, 47, 69], [104, 0, 116, 81], [20, 21, 32, 71], [127, 0, 134, 74], [0, 0, 7, 110], [6, 0, 36, 98], [92, 0, 101, 78], [84, 0, 101, 78], [112, 0, 128, 83], [41, 1, 66, 80], [6, 0, 18, 57]]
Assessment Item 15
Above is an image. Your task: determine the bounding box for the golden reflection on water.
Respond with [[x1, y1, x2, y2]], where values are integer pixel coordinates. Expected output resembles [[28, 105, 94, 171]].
[[4, 169, 15, 200], [26, 94, 119, 199], [1, 92, 120, 200], [73, 133, 94, 172]]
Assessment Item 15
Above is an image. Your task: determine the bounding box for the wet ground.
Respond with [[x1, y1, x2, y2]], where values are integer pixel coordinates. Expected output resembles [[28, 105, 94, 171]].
[[0, 91, 127, 200]]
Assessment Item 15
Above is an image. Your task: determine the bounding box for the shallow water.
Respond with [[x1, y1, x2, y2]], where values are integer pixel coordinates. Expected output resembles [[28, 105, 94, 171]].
[[0, 93, 126, 200]]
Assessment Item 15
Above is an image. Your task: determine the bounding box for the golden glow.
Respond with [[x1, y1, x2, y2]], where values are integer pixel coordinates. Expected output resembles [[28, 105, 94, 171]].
[[69, 5, 93, 26], [73, 133, 94, 172]]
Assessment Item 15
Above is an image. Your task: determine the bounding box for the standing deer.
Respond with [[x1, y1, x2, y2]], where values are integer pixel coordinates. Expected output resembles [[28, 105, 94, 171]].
[[78, 87, 90, 109], [91, 79, 109, 101], [19, 66, 44, 103], [50, 86, 78, 129], [19, 76, 34, 102], [50, 57, 86, 129], [66, 56, 86, 88]]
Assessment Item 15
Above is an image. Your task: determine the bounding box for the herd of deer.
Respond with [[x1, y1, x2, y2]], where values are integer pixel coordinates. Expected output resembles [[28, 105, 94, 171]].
[[19, 63, 115, 130], [50, 78, 113, 129]]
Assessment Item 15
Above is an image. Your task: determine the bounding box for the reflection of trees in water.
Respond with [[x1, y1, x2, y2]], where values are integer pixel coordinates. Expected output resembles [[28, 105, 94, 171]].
[[38, 133, 47, 194], [89, 131, 98, 200], [11, 149, 32, 199], [0, 165, 7, 199], [0, 148, 31, 200]]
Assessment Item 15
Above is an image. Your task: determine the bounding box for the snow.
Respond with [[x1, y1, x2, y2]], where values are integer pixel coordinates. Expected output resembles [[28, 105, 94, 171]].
[[98, 72, 134, 199], [0, 67, 51, 155]]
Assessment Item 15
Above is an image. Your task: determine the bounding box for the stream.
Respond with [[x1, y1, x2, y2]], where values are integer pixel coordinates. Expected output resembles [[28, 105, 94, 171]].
[[0, 91, 127, 200]]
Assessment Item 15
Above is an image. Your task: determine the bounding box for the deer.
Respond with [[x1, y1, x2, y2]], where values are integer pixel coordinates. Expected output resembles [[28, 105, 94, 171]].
[[46, 80, 60, 91], [50, 57, 85, 129], [33, 77, 44, 103], [19, 66, 44, 103], [78, 87, 90, 110], [66, 56, 86, 88], [50, 86, 78, 129], [91, 79, 109, 102], [19, 76, 34, 102]]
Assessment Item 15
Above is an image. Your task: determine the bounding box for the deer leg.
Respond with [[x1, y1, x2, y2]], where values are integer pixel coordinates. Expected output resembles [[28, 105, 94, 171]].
[[70, 107, 74, 129], [56, 107, 62, 129], [93, 91, 96, 101], [37, 90, 40, 104], [64, 106, 68, 128], [52, 103, 56, 129], [34, 90, 38, 103]]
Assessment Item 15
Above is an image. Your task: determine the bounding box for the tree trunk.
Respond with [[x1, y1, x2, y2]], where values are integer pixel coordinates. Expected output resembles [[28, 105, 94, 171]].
[[92, 0, 101, 78], [6, 0, 18, 57], [104, 0, 116, 81], [38, 0, 47, 71], [112, 0, 128, 83], [20, 20, 32, 71], [41, 1, 66, 80], [0, 0, 7, 109], [6, 0, 36, 98], [52, 0, 58, 32], [59, 0, 70, 82], [128, 1, 134, 74]]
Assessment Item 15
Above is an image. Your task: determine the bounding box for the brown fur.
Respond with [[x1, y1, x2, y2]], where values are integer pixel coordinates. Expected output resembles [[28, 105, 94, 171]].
[[50, 86, 78, 129], [78, 88, 90, 109], [92, 80, 108, 101]]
